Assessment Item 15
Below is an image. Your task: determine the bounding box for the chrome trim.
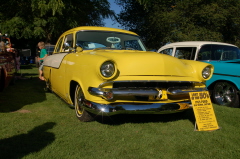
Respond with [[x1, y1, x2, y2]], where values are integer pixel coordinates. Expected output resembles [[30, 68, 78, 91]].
[[98, 80, 203, 88], [213, 73, 240, 78], [89, 87, 159, 97], [83, 101, 192, 116], [88, 87, 207, 100], [167, 87, 207, 95]]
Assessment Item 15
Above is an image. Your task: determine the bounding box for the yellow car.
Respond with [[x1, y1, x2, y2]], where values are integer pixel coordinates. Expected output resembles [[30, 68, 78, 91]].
[[43, 26, 213, 122]]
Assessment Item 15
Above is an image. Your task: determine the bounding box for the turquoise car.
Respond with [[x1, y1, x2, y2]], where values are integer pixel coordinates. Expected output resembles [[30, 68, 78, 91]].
[[158, 41, 240, 107]]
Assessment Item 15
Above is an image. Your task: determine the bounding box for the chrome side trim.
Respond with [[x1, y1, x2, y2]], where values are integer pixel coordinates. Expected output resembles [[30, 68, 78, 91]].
[[213, 73, 240, 78]]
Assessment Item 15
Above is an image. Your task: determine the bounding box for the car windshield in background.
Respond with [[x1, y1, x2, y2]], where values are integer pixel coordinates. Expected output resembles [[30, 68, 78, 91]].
[[76, 31, 146, 51], [198, 45, 240, 61]]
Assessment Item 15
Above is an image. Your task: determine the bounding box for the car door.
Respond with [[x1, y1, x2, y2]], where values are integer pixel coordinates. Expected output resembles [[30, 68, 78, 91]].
[[50, 34, 74, 98]]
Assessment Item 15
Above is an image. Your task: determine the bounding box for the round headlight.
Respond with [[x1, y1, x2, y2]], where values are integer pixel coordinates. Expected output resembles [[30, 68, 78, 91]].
[[100, 61, 115, 77], [202, 66, 211, 79]]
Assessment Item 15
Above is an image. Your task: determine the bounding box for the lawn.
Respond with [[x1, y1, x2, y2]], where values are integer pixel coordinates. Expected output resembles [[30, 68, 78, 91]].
[[0, 65, 240, 159]]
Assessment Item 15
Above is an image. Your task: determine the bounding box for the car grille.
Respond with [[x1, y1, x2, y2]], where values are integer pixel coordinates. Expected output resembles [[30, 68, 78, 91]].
[[112, 81, 194, 89]]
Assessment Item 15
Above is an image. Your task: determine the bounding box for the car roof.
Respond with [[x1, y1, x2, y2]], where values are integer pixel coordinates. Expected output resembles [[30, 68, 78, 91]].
[[159, 41, 237, 49], [61, 26, 139, 36]]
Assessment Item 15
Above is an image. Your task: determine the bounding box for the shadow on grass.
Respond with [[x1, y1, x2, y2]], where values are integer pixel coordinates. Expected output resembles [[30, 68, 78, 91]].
[[0, 122, 56, 159], [0, 76, 47, 112], [16, 73, 39, 77], [94, 109, 196, 125], [20, 65, 33, 69]]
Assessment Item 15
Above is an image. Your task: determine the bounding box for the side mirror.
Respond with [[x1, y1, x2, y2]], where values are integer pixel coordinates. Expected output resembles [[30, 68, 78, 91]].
[[64, 42, 70, 47]]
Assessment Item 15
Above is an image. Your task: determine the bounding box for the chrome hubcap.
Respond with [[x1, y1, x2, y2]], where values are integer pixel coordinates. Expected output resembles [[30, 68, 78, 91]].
[[76, 86, 84, 115], [214, 82, 236, 105]]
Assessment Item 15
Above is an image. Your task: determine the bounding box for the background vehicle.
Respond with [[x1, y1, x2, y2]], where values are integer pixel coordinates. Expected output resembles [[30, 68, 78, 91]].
[[45, 44, 55, 55], [158, 41, 240, 107], [0, 34, 16, 91], [35, 44, 55, 67]]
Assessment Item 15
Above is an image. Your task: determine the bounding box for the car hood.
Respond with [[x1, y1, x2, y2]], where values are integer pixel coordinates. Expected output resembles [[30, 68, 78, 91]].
[[87, 50, 196, 78]]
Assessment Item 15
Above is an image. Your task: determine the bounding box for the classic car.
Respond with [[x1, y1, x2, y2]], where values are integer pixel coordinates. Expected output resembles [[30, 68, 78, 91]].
[[43, 27, 213, 121], [157, 41, 240, 108]]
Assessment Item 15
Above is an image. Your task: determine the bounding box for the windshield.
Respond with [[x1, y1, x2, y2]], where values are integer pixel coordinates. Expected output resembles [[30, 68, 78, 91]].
[[76, 31, 146, 51], [198, 44, 240, 61]]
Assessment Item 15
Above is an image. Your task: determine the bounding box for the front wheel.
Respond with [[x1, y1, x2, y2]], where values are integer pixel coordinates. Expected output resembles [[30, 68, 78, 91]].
[[75, 85, 94, 122], [212, 81, 239, 108]]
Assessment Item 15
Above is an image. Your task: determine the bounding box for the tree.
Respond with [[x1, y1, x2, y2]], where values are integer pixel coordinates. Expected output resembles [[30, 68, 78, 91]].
[[116, 0, 240, 48], [0, 0, 114, 45]]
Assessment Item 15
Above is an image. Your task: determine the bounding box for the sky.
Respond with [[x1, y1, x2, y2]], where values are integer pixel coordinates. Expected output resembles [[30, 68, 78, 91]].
[[103, 0, 123, 29]]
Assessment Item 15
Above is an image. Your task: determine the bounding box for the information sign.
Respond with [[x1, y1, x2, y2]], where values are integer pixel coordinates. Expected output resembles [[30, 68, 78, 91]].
[[189, 91, 220, 131]]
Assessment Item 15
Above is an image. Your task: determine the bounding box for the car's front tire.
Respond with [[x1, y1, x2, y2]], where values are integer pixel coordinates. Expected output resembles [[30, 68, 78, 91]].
[[212, 81, 239, 108], [75, 85, 94, 122]]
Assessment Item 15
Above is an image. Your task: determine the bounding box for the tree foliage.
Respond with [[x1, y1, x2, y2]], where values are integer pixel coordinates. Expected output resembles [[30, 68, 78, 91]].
[[0, 0, 114, 44], [116, 0, 240, 48]]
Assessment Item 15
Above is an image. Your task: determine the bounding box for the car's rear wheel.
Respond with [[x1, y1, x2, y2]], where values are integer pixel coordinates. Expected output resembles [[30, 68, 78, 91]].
[[75, 85, 94, 122], [212, 81, 239, 108]]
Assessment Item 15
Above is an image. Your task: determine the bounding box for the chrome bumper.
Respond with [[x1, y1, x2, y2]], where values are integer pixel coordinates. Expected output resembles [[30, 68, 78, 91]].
[[86, 87, 206, 115], [83, 101, 192, 116]]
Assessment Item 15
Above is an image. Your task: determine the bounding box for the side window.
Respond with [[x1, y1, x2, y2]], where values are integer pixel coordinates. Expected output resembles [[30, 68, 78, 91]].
[[159, 48, 173, 56], [211, 45, 240, 60], [198, 45, 212, 60], [55, 37, 63, 53], [61, 34, 73, 52], [198, 44, 240, 61], [175, 47, 196, 60]]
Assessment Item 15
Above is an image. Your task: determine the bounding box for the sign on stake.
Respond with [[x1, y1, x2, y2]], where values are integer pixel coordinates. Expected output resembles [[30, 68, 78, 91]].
[[189, 91, 220, 131]]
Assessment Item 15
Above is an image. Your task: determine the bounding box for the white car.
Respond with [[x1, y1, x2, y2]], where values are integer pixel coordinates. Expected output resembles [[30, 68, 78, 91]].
[[157, 41, 237, 60], [157, 41, 240, 108]]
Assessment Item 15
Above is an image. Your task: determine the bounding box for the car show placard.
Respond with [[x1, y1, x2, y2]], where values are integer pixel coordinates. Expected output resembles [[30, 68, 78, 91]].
[[189, 91, 220, 131]]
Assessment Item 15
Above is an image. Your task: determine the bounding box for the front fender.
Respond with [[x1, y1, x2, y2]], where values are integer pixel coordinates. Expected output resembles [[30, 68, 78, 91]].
[[180, 59, 214, 82], [64, 53, 113, 100]]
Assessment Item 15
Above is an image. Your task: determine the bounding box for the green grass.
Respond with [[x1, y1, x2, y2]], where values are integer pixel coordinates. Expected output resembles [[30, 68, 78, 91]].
[[0, 65, 240, 159]]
